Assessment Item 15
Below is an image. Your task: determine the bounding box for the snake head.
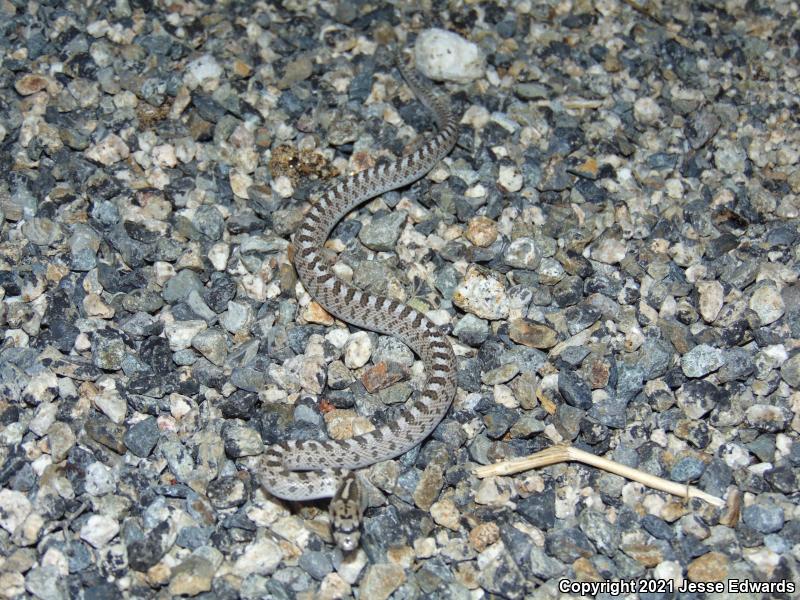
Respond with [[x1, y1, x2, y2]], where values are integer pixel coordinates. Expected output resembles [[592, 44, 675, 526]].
[[329, 472, 364, 552]]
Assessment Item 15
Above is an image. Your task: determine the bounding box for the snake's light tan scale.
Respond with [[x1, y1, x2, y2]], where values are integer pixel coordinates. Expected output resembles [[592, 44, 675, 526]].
[[260, 54, 459, 505]]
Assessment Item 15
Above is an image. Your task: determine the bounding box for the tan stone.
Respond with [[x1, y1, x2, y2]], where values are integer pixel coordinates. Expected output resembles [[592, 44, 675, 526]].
[[509, 319, 558, 349], [687, 551, 729, 582], [468, 522, 500, 552], [465, 216, 498, 247], [430, 498, 461, 531], [360, 563, 406, 600]]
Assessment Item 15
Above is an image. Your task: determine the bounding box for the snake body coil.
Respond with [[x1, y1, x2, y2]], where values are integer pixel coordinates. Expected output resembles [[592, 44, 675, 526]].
[[260, 52, 459, 550]]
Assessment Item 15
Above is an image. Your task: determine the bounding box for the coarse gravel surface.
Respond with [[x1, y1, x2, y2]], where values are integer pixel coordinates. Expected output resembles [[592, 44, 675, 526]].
[[0, 1, 799, 599]]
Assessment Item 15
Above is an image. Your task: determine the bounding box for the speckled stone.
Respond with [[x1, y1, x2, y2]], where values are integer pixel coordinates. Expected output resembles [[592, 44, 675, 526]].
[[742, 503, 784, 534], [452, 265, 509, 320], [680, 344, 724, 378]]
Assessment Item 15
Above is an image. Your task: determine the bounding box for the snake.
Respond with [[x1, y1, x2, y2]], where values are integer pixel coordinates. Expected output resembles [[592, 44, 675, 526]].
[[259, 49, 459, 551]]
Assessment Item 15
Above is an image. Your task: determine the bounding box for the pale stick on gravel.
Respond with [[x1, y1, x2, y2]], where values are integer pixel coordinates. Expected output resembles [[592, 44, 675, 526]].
[[473, 444, 726, 508]]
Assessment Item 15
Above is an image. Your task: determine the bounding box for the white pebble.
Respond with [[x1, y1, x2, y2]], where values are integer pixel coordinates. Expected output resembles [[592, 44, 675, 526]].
[[493, 384, 518, 409], [185, 54, 223, 87], [229, 170, 253, 199], [453, 264, 509, 320], [83, 293, 115, 318], [318, 573, 351, 600], [153, 261, 176, 285], [152, 144, 177, 168], [474, 477, 512, 506], [112, 90, 138, 109], [336, 548, 368, 584], [3, 329, 30, 348], [504, 237, 541, 270], [426, 309, 451, 327], [0, 489, 32, 534], [233, 537, 283, 576], [17, 512, 43, 546], [633, 97, 662, 125], [208, 242, 230, 271], [271, 175, 294, 199], [720, 442, 751, 469], [28, 402, 57, 437], [696, 280, 723, 323], [591, 238, 627, 264], [414, 28, 485, 83], [85, 462, 115, 496], [170, 394, 193, 420], [749, 281, 785, 325], [22, 371, 58, 404], [344, 331, 373, 369], [653, 560, 683, 590], [41, 547, 69, 576], [665, 177, 683, 199], [79, 514, 119, 548], [325, 328, 351, 349], [31, 454, 52, 476], [165, 320, 208, 351], [85, 133, 129, 166], [462, 105, 490, 128], [220, 301, 253, 333], [175, 137, 197, 163], [497, 165, 523, 192], [95, 388, 127, 424]]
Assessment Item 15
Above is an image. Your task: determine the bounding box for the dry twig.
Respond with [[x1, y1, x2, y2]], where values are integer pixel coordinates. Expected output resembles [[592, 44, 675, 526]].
[[473, 444, 725, 508]]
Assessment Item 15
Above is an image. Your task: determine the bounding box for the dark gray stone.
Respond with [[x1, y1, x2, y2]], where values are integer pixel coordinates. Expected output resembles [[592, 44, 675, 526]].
[[124, 417, 160, 458]]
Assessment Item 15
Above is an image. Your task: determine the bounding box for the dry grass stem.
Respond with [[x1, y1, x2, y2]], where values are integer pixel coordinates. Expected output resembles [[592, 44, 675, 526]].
[[473, 444, 726, 508]]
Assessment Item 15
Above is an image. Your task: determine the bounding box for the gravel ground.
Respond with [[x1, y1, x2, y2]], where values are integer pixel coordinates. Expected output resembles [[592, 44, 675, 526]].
[[1, 1, 799, 599]]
